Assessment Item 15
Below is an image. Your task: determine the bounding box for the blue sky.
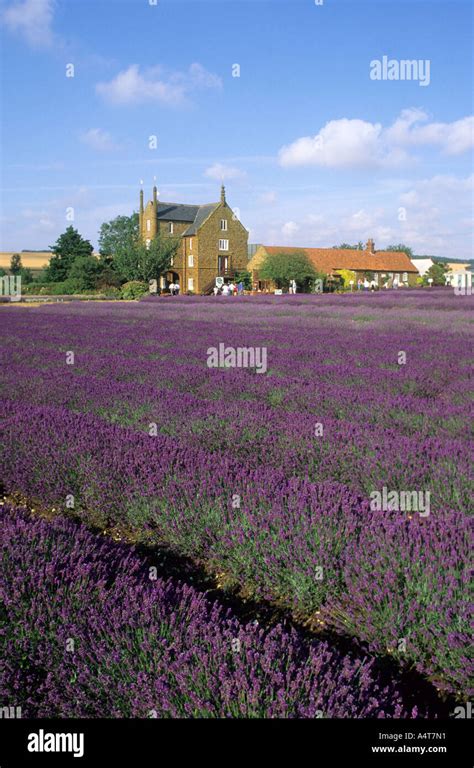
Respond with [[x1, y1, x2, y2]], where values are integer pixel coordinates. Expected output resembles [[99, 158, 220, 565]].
[[0, 0, 472, 257]]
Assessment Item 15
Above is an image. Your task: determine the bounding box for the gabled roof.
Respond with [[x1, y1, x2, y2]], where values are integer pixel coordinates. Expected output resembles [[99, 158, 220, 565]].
[[157, 202, 201, 223], [156, 201, 221, 236], [248, 245, 418, 274], [183, 203, 220, 235]]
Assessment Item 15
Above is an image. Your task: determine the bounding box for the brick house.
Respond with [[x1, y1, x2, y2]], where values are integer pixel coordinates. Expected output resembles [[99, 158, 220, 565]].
[[139, 185, 248, 293], [247, 240, 419, 290]]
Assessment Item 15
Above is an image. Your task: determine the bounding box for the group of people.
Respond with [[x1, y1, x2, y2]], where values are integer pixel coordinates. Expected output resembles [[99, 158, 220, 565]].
[[213, 281, 244, 296], [356, 277, 406, 291], [288, 280, 297, 294], [168, 282, 180, 296], [357, 278, 377, 292]]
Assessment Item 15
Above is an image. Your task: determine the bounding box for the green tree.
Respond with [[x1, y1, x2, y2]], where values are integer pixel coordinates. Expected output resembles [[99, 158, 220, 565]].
[[333, 242, 364, 250], [336, 269, 357, 288], [68, 256, 102, 290], [46, 227, 93, 282], [135, 235, 180, 283], [10, 253, 22, 275], [259, 250, 320, 290], [424, 261, 448, 286], [98, 213, 139, 260], [386, 243, 414, 260], [20, 267, 34, 284], [234, 270, 252, 289]]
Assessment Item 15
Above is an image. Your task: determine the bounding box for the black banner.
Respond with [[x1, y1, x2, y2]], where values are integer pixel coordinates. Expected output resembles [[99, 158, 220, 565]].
[[0, 718, 471, 766]]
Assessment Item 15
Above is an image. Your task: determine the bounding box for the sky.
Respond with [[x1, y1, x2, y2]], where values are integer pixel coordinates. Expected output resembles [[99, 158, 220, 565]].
[[0, 0, 473, 258]]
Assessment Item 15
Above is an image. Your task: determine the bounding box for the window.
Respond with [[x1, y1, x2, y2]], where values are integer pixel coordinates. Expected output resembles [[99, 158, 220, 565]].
[[219, 239, 229, 251], [189, 238, 193, 251], [188, 253, 194, 268], [402, 272, 408, 282], [220, 219, 228, 231], [146, 219, 151, 232], [170, 255, 174, 266], [187, 278, 194, 291], [169, 222, 174, 234]]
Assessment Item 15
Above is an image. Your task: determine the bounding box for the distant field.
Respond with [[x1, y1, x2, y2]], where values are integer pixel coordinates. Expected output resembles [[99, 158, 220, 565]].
[[1, 290, 472, 717]]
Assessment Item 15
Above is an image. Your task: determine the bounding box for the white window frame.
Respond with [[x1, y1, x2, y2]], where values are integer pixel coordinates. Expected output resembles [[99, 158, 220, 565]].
[[188, 253, 194, 268], [146, 219, 151, 232], [220, 219, 228, 231], [190, 238, 193, 251], [402, 272, 408, 282], [219, 239, 229, 251], [169, 222, 174, 234], [187, 278, 194, 291]]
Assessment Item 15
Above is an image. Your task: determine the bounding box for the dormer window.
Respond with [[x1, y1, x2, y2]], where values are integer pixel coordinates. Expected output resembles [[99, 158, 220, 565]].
[[169, 222, 174, 234]]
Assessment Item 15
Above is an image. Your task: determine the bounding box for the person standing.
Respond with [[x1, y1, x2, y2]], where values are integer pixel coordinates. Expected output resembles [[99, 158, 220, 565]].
[[169, 282, 175, 296]]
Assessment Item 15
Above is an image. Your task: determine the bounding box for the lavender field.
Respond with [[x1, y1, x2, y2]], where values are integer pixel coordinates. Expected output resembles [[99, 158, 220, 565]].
[[1, 290, 472, 718]]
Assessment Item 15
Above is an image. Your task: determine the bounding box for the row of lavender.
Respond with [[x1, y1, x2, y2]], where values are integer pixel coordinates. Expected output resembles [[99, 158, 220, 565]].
[[1, 399, 471, 698], [1, 505, 420, 718], [1, 293, 472, 700]]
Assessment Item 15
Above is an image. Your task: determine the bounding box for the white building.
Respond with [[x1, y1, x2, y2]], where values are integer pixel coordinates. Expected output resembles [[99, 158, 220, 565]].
[[445, 263, 472, 291], [411, 258, 434, 277]]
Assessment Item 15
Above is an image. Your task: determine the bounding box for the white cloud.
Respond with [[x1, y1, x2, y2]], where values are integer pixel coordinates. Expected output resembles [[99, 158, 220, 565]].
[[259, 191, 277, 204], [345, 209, 380, 231], [281, 221, 299, 237], [2, 0, 55, 47], [204, 163, 246, 181], [96, 63, 222, 106], [279, 118, 385, 169], [386, 109, 474, 155], [279, 110, 474, 168], [242, 172, 472, 259], [80, 128, 120, 152]]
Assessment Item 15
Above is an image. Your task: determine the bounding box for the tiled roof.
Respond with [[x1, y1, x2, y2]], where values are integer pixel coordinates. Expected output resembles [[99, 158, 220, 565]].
[[248, 246, 418, 274], [183, 204, 220, 235], [157, 202, 201, 223], [156, 201, 220, 235]]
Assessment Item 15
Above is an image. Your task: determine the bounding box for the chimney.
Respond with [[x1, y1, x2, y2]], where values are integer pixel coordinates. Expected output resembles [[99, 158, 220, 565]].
[[153, 185, 158, 208], [366, 238, 375, 254], [220, 184, 226, 204]]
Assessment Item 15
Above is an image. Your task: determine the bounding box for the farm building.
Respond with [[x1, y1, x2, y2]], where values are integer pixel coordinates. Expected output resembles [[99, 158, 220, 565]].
[[247, 240, 419, 290], [139, 185, 249, 294]]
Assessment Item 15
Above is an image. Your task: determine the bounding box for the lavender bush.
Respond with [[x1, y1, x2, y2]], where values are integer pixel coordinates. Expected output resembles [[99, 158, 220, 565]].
[[1, 505, 418, 718]]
